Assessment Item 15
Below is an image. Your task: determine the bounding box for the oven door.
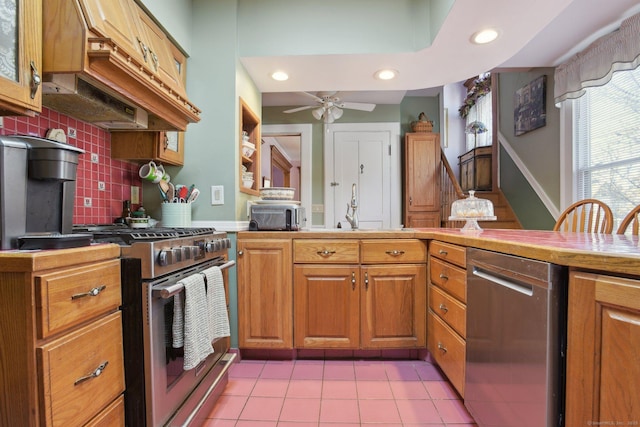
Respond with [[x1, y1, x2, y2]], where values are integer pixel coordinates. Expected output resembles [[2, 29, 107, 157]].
[[144, 258, 235, 426]]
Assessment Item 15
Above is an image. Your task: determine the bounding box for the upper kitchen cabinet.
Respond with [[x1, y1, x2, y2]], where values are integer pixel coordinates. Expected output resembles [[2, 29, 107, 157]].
[[0, 0, 42, 116], [240, 98, 261, 196], [111, 131, 184, 165], [41, 0, 200, 131]]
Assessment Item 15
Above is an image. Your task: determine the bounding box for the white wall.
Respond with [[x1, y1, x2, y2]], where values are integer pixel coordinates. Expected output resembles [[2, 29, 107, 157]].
[[441, 82, 467, 179]]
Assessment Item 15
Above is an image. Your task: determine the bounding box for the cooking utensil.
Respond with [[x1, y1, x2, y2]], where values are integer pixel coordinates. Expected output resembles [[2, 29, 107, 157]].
[[187, 188, 200, 203], [166, 182, 175, 202], [178, 185, 188, 200]]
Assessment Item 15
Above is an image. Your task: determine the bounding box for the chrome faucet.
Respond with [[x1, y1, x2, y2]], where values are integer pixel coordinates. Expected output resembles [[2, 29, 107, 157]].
[[345, 183, 359, 230]]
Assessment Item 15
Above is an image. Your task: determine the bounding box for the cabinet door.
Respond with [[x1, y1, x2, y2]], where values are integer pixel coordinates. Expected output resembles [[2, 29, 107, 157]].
[[361, 264, 426, 348], [0, 0, 41, 115], [111, 131, 184, 165], [79, 0, 146, 65], [404, 133, 440, 218], [566, 271, 640, 426], [406, 212, 440, 228], [294, 265, 360, 348], [132, 2, 186, 97], [237, 239, 292, 348]]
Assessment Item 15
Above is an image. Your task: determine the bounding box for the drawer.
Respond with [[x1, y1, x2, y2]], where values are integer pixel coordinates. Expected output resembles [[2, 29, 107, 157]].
[[361, 239, 427, 264], [38, 311, 125, 427], [36, 259, 122, 338], [294, 239, 359, 263], [430, 257, 467, 303], [429, 285, 466, 338], [428, 310, 465, 397], [85, 395, 125, 427], [429, 241, 466, 268]]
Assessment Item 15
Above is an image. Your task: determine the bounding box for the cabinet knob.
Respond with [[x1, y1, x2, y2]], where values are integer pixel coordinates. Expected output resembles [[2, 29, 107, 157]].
[[71, 285, 106, 300], [30, 61, 41, 99], [238, 250, 244, 256], [351, 271, 356, 290], [364, 272, 369, 290], [385, 249, 405, 256], [317, 250, 336, 257], [74, 361, 109, 385]]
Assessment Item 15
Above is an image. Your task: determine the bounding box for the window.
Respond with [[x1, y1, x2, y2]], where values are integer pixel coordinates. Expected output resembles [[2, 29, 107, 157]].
[[573, 65, 640, 231], [465, 92, 492, 151]]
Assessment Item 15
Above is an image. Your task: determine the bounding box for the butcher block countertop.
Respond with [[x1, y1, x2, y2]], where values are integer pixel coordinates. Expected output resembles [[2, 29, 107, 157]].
[[238, 228, 640, 276]]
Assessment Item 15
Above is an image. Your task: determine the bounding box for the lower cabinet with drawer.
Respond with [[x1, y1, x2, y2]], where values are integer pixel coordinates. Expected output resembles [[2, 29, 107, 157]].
[[293, 239, 427, 349], [427, 240, 467, 397], [0, 244, 124, 427]]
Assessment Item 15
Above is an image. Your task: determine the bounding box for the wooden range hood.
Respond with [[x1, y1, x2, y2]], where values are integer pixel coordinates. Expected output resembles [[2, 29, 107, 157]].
[[42, 0, 200, 132]]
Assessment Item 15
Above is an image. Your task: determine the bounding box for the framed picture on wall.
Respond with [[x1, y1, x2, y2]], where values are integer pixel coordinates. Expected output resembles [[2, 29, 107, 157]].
[[514, 75, 547, 136]]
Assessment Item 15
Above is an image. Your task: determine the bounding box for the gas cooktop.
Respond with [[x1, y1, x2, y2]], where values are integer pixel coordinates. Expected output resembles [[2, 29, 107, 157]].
[[72, 224, 220, 245]]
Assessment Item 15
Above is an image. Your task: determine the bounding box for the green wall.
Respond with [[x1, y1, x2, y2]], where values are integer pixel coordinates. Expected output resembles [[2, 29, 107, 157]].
[[498, 69, 558, 230]]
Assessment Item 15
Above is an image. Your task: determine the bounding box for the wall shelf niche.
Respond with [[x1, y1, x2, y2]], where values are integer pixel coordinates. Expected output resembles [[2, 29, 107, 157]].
[[240, 97, 260, 196]]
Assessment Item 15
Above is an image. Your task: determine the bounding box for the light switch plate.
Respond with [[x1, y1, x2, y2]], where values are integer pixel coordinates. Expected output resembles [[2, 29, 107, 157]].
[[211, 185, 224, 205], [131, 186, 140, 204]]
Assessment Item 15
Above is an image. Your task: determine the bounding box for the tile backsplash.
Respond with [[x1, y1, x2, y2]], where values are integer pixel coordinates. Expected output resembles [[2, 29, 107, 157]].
[[0, 107, 143, 224]]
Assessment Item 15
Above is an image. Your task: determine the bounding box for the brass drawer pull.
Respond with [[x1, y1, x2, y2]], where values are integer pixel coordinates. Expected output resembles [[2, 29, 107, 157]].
[[385, 250, 405, 256], [364, 272, 369, 290], [74, 361, 109, 386], [351, 271, 356, 290], [437, 343, 447, 354], [438, 249, 448, 255], [71, 285, 107, 300], [439, 273, 449, 280], [317, 250, 336, 257], [439, 303, 448, 313]]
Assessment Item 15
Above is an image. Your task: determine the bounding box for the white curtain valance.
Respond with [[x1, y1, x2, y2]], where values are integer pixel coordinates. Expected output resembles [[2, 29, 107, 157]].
[[554, 11, 640, 105]]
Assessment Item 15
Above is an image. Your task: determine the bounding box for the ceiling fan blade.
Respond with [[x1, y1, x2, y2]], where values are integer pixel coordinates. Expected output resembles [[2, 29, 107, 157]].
[[338, 101, 376, 112], [283, 105, 315, 113], [298, 92, 324, 103]]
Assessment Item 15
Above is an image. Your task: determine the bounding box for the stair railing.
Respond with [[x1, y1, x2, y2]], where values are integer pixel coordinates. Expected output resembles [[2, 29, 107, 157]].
[[440, 152, 465, 228]]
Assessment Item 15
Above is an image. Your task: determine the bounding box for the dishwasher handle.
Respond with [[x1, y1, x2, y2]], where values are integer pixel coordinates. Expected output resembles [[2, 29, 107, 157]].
[[472, 267, 534, 297]]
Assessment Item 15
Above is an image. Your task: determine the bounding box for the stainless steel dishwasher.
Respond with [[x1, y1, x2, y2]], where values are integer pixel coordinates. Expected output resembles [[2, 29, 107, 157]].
[[465, 248, 567, 427]]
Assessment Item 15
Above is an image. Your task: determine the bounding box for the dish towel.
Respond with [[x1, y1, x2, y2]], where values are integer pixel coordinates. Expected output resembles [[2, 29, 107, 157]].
[[202, 265, 231, 341], [176, 273, 214, 370], [172, 291, 184, 348]]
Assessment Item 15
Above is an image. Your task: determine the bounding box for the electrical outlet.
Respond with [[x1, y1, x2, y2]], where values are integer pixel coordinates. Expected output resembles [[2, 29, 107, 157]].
[[131, 186, 140, 204], [84, 197, 92, 207], [91, 153, 99, 163], [98, 181, 105, 191], [68, 127, 77, 138], [211, 185, 224, 205]]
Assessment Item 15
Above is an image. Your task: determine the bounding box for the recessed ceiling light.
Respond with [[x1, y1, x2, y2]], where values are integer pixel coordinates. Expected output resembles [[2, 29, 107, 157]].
[[471, 29, 499, 45], [271, 71, 289, 81], [374, 69, 398, 80]]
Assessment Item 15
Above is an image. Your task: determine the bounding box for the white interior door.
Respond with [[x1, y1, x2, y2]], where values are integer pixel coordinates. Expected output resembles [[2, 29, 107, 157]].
[[324, 123, 401, 229]]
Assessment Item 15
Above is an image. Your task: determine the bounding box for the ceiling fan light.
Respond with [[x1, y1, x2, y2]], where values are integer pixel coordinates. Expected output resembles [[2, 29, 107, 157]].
[[312, 107, 324, 120], [374, 69, 398, 80], [471, 28, 499, 44], [270, 71, 289, 81], [330, 106, 343, 120]]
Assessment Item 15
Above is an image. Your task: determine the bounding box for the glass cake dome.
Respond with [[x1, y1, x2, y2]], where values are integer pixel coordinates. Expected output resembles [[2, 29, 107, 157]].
[[449, 190, 497, 231]]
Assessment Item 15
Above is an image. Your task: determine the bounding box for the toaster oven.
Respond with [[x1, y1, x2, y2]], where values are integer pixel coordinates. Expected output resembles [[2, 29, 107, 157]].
[[249, 203, 306, 231]]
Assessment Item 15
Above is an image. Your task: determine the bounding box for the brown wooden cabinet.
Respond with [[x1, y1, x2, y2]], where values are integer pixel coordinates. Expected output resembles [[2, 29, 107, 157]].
[[427, 240, 467, 397], [240, 98, 261, 195], [0, 244, 124, 427], [0, 0, 42, 116], [565, 270, 640, 426], [111, 131, 184, 165], [403, 133, 441, 228], [293, 239, 426, 349], [459, 146, 492, 191], [237, 238, 292, 348]]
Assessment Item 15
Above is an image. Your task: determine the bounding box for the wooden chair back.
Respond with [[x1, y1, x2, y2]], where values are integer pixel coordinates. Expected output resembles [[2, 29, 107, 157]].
[[616, 204, 640, 235], [553, 199, 613, 233]]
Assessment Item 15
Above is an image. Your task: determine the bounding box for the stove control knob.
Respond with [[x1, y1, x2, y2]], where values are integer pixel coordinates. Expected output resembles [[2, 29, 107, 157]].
[[158, 249, 172, 266], [173, 247, 183, 263], [188, 245, 200, 258], [182, 246, 192, 260], [205, 240, 219, 253], [223, 238, 231, 249]]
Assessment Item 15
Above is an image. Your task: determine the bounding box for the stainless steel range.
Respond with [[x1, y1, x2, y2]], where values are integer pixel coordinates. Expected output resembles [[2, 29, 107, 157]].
[[76, 225, 236, 427]]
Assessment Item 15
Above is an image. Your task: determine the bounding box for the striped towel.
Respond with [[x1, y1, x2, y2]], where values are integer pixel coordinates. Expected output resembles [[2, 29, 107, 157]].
[[177, 273, 214, 370], [202, 265, 230, 341], [172, 291, 184, 348]]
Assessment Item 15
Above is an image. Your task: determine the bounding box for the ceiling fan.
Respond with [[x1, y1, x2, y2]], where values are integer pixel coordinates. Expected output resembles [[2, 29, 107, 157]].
[[283, 92, 376, 123]]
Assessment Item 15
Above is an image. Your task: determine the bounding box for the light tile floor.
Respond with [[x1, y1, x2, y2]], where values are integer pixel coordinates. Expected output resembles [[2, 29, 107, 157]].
[[204, 359, 477, 426]]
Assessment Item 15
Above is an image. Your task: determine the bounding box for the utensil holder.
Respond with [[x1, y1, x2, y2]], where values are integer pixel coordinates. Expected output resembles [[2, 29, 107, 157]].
[[161, 203, 192, 227]]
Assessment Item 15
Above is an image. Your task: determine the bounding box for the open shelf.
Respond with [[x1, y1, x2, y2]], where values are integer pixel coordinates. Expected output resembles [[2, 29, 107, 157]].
[[239, 97, 260, 196]]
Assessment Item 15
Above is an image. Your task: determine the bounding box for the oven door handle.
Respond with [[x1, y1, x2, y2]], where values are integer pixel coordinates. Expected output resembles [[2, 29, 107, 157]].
[[152, 260, 235, 299]]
